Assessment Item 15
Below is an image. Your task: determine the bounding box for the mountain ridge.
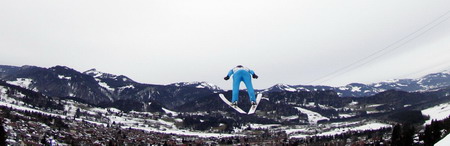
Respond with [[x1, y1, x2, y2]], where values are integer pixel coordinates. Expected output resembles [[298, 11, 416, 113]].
[[2, 64, 450, 99], [2, 64, 450, 145], [264, 71, 450, 97]]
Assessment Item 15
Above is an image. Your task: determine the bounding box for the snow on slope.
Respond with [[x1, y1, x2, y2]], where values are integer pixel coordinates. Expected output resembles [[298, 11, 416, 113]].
[[84, 68, 106, 78], [58, 75, 71, 80], [170, 81, 222, 91], [6, 78, 37, 91], [295, 107, 329, 124], [0, 85, 238, 138], [435, 133, 450, 146], [289, 122, 391, 139], [422, 102, 450, 125], [134, 126, 238, 138], [317, 123, 390, 137], [162, 108, 179, 116], [247, 124, 281, 129], [1, 98, 236, 138], [275, 84, 297, 92], [98, 81, 115, 92]]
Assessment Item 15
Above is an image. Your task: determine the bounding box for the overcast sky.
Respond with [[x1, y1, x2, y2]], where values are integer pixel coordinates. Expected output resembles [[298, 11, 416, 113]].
[[1, 0, 450, 90]]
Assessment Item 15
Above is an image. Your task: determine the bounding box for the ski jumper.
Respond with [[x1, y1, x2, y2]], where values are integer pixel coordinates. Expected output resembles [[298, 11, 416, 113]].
[[227, 67, 256, 103]]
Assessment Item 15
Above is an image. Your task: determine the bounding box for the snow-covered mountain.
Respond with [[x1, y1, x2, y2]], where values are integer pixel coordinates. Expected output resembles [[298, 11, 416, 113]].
[[265, 71, 450, 97], [2, 64, 450, 145], [84, 68, 135, 84], [3, 64, 450, 108], [0, 65, 219, 109], [168, 81, 223, 92]]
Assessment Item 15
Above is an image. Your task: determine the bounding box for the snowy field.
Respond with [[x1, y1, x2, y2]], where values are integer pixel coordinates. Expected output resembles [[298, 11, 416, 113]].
[[0, 84, 395, 141], [289, 122, 391, 139], [294, 107, 329, 124], [422, 102, 450, 125], [0, 86, 239, 138], [0, 98, 238, 138], [435, 133, 450, 146]]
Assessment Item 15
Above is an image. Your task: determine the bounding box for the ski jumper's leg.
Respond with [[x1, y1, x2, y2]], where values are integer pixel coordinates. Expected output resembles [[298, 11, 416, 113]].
[[231, 75, 242, 103], [243, 73, 256, 102]]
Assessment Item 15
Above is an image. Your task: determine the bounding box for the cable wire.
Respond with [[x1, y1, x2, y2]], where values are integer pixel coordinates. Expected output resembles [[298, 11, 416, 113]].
[[306, 9, 450, 85]]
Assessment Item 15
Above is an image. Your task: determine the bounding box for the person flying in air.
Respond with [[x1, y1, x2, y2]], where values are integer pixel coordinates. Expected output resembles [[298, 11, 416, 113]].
[[224, 65, 258, 106]]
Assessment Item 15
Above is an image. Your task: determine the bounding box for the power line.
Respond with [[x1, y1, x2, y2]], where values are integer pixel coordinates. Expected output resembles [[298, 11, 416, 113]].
[[315, 13, 450, 84], [395, 60, 450, 79], [306, 9, 450, 85]]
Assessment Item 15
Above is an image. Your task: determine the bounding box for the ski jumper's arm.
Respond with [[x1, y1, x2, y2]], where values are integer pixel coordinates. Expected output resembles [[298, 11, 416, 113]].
[[224, 69, 234, 80], [227, 69, 234, 77], [249, 69, 258, 79], [249, 70, 255, 75]]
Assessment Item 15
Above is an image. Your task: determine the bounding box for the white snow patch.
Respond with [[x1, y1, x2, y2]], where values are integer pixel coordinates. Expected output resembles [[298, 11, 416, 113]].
[[385, 79, 399, 83], [7, 78, 34, 90], [284, 87, 297, 92], [396, 83, 407, 87], [281, 84, 297, 92], [120, 85, 135, 89], [274, 84, 297, 92], [349, 101, 358, 105], [296, 87, 310, 92], [134, 126, 239, 138], [0, 99, 63, 119], [162, 108, 178, 116], [295, 107, 329, 124], [373, 83, 383, 87], [351, 86, 361, 92], [0, 87, 7, 94], [58, 75, 71, 80], [285, 128, 309, 135], [338, 86, 349, 90], [316, 123, 391, 137], [339, 113, 356, 118], [174, 118, 183, 122], [248, 124, 281, 129], [98, 82, 115, 91], [281, 115, 299, 120], [85, 69, 104, 78], [422, 102, 450, 125], [171, 82, 222, 91], [108, 108, 121, 113], [194, 82, 215, 89], [367, 111, 383, 114], [435, 133, 450, 146], [289, 134, 310, 139], [367, 104, 383, 108], [157, 119, 176, 127]]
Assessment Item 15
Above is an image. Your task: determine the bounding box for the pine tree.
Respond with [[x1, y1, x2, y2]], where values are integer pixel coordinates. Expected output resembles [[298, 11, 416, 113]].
[[402, 124, 414, 146], [75, 108, 81, 118], [41, 135, 47, 145], [391, 124, 402, 145], [0, 119, 7, 146], [423, 125, 433, 145], [432, 120, 443, 144]]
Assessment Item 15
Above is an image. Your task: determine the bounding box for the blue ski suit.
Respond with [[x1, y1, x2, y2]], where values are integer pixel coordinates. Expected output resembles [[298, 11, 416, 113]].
[[226, 66, 256, 103]]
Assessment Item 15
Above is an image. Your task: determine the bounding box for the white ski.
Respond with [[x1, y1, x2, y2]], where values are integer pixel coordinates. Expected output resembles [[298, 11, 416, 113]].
[[247, 94, 263, 115], [219, 94, 246, 114]]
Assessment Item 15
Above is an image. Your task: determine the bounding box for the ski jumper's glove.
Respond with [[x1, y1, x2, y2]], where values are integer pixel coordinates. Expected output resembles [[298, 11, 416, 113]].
[[252, 74, 258, 79], [224, 76, 230, 80]]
